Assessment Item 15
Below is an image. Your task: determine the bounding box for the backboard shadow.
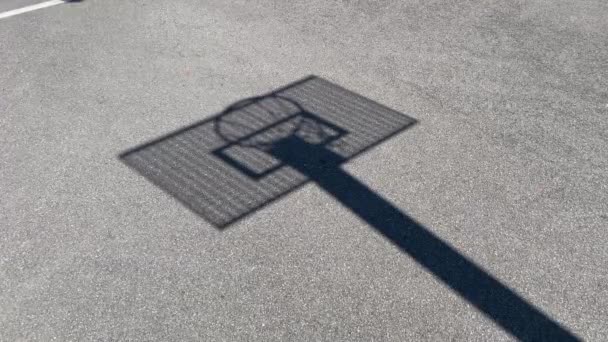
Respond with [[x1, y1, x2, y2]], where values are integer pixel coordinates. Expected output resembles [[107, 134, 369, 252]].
[[120, 76, 416, 228]]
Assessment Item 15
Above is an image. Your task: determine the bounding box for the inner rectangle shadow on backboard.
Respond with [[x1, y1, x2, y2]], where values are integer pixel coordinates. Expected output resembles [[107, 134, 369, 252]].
[[120, 76, 416, 228]]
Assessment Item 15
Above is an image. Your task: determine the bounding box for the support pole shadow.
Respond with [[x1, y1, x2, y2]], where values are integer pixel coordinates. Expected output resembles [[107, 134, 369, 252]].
[[270, 135, 579, 342]]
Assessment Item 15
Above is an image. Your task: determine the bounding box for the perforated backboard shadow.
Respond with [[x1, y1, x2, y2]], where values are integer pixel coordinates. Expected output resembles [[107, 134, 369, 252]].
[[119, 76, 416, 228]]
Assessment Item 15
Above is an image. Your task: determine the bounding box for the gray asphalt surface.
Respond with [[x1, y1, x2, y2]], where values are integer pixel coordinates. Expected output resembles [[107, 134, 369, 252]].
[[0, 0, 48, 13], [1, 0, 607, 340]]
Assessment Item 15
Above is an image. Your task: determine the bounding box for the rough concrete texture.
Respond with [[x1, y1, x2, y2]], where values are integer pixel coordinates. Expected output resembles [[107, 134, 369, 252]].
[[1, 0, 607, 340]]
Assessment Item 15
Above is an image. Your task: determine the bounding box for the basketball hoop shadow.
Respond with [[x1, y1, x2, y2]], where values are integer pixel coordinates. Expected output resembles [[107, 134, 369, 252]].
[[119, 76, 578, 341]]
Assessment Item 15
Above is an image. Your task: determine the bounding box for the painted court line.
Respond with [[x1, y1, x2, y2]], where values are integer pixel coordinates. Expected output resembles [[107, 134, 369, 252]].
[[0, 0, 66, 20]]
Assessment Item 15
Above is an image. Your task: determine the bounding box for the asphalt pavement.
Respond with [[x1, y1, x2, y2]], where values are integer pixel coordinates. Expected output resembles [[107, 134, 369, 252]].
[[1, 0, 607, 340]]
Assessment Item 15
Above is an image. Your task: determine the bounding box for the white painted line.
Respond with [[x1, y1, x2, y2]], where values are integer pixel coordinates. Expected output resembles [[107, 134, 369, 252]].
[[0, 0, 66, 20]]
